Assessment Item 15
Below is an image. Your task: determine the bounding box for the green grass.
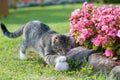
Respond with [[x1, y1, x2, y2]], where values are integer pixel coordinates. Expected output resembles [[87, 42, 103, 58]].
[[0, 3, 109, 80]]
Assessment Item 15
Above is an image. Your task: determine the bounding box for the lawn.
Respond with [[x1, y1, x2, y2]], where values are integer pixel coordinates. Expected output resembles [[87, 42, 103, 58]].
[[0, 3, 109, 80]]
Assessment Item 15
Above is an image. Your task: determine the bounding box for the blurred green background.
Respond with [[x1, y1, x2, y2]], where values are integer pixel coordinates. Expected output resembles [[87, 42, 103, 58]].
[[0, 1, 119, 80]]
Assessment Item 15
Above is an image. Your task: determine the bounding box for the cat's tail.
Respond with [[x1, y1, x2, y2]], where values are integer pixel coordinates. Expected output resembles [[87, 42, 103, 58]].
[[0, 23, 24, 38]]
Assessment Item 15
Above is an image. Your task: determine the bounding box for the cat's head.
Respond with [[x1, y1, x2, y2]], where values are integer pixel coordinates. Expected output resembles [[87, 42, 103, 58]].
[[52, 34, 75, 56]]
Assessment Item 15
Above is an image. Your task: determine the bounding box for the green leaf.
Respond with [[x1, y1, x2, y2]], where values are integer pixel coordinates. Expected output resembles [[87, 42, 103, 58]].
[[92, 45, 98, 50]]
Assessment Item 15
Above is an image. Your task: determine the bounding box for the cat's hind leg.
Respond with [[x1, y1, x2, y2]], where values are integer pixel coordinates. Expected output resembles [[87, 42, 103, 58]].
[[20, 40, 28, 59]]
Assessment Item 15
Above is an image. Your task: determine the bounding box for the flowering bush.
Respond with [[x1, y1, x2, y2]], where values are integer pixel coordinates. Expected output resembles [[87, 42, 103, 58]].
[[70, 2, 120, 57]]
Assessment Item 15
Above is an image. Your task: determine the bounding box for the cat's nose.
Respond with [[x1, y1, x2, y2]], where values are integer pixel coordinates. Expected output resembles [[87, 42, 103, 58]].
[[62, 51, 66, 56], [60, 54, 65, 56], [63, 52, 66, 55]]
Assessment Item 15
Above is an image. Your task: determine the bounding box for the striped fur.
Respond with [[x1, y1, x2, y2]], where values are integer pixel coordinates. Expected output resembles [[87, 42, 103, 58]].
[[1, 23, 24, 38], [0, 21, 76, 71]]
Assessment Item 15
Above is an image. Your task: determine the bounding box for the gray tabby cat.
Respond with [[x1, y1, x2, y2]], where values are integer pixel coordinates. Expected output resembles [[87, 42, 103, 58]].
[[0, 20, 75, 71]]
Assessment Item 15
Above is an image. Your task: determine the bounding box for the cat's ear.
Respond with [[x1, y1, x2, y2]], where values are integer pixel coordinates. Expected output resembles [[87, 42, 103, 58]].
[[69, 37, 75, 43], [68, 37, 76, 48]]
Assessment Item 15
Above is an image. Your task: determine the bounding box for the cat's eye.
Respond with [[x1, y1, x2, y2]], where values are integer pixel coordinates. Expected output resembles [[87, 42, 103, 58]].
[[55, 36, 58, 40], [54, 36, 59, 42]]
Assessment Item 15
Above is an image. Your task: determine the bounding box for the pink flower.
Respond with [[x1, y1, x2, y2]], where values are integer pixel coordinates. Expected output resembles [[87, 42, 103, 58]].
[[81, 29, 88, 36], [111, 21, 116, 25], [87, 28, 94, 37], [78, 34, 86, 41], [104, 49, 114, 57], [108, 28, 117, 38], [77, 21, 85, 28], [86, 3, 94, 10], [69, 2, 120, 56], [117, 30, 120, 38], [85, 13, 91, 18], [78, 35, 86, 45], [101, 25, 108, 31], [92, 35, 102, 46]]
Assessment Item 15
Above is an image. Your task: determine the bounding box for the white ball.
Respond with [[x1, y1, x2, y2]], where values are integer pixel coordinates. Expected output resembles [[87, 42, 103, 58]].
[[55, 62, 69, 72]]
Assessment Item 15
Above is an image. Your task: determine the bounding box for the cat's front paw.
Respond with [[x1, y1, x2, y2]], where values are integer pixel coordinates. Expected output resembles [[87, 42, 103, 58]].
[[55, 61, 69, 71], [55, 56, 69, 71], [55, 56, 67, 63]]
